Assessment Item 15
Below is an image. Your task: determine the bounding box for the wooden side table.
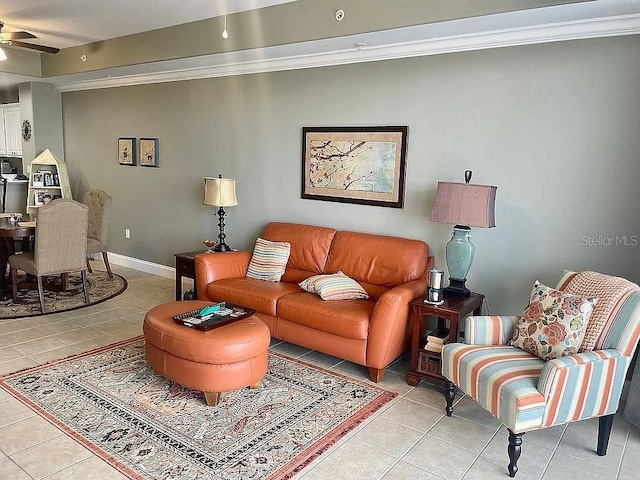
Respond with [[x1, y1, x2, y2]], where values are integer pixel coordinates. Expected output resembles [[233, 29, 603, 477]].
[[406, 292, 484, 385], [175, 250, 206, 301]]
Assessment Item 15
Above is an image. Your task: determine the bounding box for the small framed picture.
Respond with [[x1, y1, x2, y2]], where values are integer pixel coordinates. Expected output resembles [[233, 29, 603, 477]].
[[43, 172, 54, 186], [118, 137, 136, 166], [32, 172, 44, 187], [139, 138, 159, 167], [34, 190, 46, 206]]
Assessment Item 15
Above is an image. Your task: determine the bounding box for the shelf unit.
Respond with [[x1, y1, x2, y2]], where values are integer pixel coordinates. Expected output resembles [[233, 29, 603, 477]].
[[26, 149, 72, 217]]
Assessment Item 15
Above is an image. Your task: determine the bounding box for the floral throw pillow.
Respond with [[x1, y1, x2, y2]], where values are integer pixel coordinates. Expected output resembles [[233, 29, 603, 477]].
[[509, 281, 597, 361]]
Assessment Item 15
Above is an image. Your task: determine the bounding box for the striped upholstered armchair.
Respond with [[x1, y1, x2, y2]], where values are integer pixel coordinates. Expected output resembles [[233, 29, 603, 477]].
[[441, 271, 640, 477]]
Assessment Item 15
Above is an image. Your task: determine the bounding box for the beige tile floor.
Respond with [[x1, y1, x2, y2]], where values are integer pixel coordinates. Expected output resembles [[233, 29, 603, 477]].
[[0, 265, 638, 479]]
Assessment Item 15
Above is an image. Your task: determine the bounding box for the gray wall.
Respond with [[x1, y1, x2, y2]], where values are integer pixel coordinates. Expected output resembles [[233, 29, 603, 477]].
[[19, 83, 64, 173], [61, 35, 640, 314]]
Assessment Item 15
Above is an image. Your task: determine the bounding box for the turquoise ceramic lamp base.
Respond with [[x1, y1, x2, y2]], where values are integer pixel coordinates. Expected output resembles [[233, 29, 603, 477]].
[[444, 225, 474, 298]]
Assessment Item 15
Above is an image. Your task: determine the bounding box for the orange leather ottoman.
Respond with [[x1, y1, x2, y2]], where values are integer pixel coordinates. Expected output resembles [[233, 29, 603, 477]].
[[143, 300, 270, 406]]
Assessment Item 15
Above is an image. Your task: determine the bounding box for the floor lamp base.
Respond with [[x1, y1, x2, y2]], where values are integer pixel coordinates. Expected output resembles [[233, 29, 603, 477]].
[[444, 278, 470, 298]]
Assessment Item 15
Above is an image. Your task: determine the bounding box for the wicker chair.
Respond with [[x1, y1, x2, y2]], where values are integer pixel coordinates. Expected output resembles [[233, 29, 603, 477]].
[[83, 189, 113, 278], [442, 271, 640, 477], [9, 199, 89, 313]]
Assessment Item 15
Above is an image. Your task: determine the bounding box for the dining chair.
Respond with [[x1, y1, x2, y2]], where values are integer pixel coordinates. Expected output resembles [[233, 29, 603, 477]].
[[441, 270, 640, 477], [83, 189, 113, 278], [9, 199, 89, 313]]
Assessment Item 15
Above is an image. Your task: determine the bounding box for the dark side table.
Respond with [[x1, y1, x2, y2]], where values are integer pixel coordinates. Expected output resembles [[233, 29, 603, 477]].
[[407, 292, 484, 385], [175, 250, 206, 301]]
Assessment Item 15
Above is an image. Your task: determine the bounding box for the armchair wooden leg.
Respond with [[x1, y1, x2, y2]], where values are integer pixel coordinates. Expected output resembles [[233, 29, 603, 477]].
[[61, 272, 68, 291], [444, 380, 456, 416], [36, 276, 45, 313], [597, 414, 615, 456], [368, 367, 385, 383], [507, 429, 524, 478], [10, 267, 18, 303], [102, 252, 113, 279], [81, 270, 90, 304], [86, 257, 93, 273]]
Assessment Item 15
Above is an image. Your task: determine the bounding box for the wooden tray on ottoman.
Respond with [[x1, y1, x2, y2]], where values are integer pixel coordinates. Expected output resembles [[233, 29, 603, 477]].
[[172, 302, 256, 331]]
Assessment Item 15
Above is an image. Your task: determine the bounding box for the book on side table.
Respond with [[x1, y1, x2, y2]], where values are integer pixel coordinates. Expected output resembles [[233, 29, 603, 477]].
[[424, 327, 449, 353], [173, 302, 255, 331]]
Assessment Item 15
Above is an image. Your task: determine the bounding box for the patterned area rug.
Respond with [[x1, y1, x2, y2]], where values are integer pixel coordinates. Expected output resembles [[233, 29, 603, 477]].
[[1, 338, 396, 479], [0, 271, 127, 319]]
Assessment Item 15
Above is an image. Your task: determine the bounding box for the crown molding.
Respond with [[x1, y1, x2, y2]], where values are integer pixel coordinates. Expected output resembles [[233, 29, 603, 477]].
[[55, 12, 640, 92]]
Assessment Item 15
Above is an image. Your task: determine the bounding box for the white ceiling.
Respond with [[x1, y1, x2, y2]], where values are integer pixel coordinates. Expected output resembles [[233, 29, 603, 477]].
[[0, 0, 296, 49]]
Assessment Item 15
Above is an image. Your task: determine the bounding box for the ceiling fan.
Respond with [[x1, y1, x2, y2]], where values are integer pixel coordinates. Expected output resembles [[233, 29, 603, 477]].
[[0, 21, 59, 54]]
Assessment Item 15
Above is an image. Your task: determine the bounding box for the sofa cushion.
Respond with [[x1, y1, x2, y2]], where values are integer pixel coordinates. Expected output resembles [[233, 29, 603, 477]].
[[277, 292, 374, 340], [325, 231, 429, 287], [246, 237, 291, 282], [261, 222, 337, 283], [206, 278, 302, 316], [299, 271, 369, 301]]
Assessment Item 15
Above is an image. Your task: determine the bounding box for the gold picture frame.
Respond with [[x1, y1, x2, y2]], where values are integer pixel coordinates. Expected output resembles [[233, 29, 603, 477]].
[[301, 126, 408, 208], [118, 137, 136, 166], [139, 138, 159, 167]]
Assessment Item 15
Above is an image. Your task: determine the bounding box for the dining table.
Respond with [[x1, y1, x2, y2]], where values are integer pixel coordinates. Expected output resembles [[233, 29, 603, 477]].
[[0, 217, 35, 296]]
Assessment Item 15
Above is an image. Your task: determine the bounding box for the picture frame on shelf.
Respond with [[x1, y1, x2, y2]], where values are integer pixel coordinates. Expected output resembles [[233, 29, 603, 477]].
[[301, 126, 408, 208], [32, 172, 44, 187], [139, 137, 159, 167], [43, 172, 54, 187], [118, 137, 136, 166], [34, 190, 46, 206]]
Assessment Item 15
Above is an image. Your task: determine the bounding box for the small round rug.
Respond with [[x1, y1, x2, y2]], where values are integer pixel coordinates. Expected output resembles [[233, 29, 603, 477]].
[[0, 272, 127, 319]]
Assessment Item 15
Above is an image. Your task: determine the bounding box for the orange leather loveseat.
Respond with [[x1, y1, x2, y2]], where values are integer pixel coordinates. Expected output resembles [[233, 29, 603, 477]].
[[195, 222, 432, 382]]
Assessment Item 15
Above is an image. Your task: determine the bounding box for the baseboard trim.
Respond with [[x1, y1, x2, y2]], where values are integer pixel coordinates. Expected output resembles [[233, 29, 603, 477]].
[[108, 252, 175, 280]]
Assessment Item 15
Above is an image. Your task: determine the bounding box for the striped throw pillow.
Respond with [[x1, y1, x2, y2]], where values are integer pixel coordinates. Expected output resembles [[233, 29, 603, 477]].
[[299, 271, 369, 301], [246, 237, 291, 282]]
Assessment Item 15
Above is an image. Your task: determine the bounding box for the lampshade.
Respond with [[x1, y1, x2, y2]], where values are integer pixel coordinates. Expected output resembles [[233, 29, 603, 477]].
[[203, 177, 238, 207], [429, 181, 497, 228], [0, 48, 6, 62]]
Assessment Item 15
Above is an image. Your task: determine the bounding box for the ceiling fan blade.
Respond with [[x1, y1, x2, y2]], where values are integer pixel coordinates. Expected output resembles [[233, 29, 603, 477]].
[[1, 32, 36, 40], [8, 40, 59, 54]]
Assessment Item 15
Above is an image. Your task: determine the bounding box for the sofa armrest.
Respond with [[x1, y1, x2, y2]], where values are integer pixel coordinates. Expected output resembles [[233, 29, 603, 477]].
[[194, 251, 252, 301], [537, 349, 630, 427], [366, 278, 428, 368], [464, 315, 520, 345]]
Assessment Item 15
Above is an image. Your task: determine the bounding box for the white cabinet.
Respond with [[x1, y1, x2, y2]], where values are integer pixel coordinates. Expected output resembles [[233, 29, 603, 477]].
[[0, 104, 22, 157], [4, 106, 22, 157], [0, 112, 6, 156], [26, 149, 72, 216]]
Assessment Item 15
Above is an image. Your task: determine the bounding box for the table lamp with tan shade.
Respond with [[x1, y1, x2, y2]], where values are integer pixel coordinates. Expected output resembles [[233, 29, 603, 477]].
[[429, 170, 497, 297], [203, 174, 238, 252]]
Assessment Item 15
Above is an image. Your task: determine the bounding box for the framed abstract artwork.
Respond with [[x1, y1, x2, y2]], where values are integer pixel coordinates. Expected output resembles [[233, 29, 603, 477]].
[[118, 138, 136, 166], [301, 126, 408, 208], [139, 138, 159, 167]]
